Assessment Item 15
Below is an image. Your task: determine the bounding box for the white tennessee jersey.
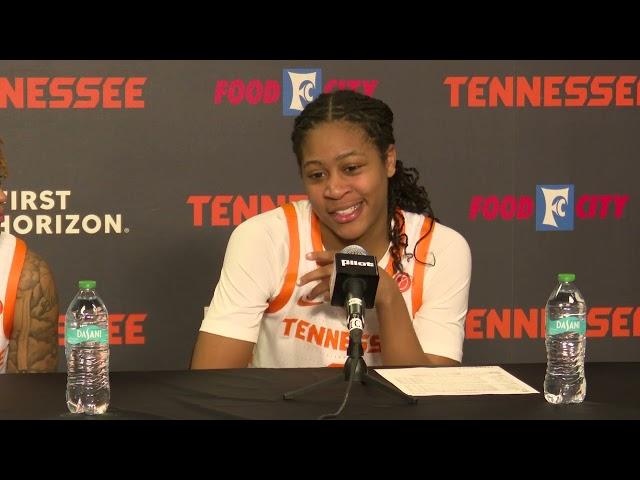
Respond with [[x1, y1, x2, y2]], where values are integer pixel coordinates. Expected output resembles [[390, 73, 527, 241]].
[[201, 200, 471, 368]]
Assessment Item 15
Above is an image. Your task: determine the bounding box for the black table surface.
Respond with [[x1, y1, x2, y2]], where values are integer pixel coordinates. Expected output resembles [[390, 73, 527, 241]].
[[2, 363, 639, 420]]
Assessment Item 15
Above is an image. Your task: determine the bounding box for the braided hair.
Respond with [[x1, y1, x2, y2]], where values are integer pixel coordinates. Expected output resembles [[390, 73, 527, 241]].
[[291, 90, 436, 274]]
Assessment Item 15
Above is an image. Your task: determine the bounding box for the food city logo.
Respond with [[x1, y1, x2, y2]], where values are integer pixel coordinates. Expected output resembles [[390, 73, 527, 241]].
[[0, 190, 129, 235], [469, 185, 630, 231], [187, 193, 308, 227], [58, 313, 146, 346], [283, 68, 322, 116], [0, 77, 147, 109], [444, 75, 640, 107], [213, 68, 380, 116], [535, 185, 573, 231]]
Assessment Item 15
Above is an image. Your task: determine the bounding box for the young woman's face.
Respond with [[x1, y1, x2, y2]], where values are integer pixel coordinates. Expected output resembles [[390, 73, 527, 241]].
[[300, 121, 396, 250]]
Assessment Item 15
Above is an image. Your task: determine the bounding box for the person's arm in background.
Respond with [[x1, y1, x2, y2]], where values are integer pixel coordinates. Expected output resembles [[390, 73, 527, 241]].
[[7, 249, 59, 373]]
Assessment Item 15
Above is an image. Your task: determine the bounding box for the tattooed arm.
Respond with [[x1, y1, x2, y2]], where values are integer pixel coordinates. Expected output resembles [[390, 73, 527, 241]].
[[6, 248, 59, 373]]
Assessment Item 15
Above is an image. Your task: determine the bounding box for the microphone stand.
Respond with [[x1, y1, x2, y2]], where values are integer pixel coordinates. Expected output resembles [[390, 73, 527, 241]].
[[283, 314, 417, 405]]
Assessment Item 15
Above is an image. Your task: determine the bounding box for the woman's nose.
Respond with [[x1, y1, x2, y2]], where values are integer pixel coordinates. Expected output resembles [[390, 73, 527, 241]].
[[324, 174, 350, 199]]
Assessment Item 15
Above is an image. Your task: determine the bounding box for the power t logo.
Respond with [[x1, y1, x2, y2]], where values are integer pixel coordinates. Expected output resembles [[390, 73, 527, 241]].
[[282, 69, 322, 116], [536, 185, 574, 231]]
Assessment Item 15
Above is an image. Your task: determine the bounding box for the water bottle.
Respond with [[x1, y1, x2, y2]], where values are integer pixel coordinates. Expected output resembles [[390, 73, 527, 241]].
[[544, 273, 587, 404], [65, 280, 110, 414]]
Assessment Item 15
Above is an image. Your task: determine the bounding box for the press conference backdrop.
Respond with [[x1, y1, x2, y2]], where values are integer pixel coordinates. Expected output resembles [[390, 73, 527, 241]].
[[0, 60, 636, 372]]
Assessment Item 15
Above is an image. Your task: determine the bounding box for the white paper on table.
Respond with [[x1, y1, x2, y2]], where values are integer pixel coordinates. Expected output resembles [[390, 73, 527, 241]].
[[373, 366, 539, 396]]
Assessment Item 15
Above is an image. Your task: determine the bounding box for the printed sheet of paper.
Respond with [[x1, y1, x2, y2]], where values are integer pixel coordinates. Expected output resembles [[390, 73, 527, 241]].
[[374, 366, 539, 396]]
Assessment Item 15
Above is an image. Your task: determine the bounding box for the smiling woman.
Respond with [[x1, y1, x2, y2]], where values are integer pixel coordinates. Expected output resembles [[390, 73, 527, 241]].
[[191, 90, 472, 370]]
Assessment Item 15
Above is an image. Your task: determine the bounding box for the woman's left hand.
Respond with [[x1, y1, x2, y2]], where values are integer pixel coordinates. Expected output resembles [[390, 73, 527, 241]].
[[297, 251, 336, 302]]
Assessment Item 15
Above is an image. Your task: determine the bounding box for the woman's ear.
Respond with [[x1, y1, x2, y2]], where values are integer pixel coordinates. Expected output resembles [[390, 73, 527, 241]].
[[385, 145, 397, 178]]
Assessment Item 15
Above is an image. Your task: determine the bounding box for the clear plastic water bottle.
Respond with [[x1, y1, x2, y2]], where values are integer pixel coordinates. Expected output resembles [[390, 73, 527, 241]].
[[65, 280, 110, 414], [544, 273, 587, 404]]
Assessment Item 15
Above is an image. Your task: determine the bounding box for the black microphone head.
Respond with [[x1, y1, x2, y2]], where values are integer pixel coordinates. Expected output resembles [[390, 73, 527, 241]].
[[330, 244, 379, 309]]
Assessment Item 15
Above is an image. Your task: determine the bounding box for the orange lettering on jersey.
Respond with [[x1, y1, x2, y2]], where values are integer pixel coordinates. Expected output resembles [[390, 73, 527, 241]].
[[280, 317, 382, 353]]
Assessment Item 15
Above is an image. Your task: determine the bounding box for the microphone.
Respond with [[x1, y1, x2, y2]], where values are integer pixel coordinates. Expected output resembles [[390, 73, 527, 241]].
[[330, 245, 379, 332]]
